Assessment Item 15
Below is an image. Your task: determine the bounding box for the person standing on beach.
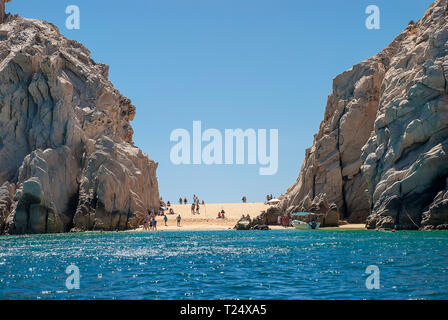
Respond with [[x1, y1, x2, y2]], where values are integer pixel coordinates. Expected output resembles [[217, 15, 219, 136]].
[[282, 216, 288, 228], [152, 218, 157, 231], [143, 214, 150, 231], [184, 198, 187, 205], [177, 214, 181, 227], [179, 197, 182, 204], [164, 215, 168, 226]]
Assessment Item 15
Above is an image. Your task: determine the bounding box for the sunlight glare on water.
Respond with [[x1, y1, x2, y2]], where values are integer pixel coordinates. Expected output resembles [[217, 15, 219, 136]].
[[0, 230, 447, 300]]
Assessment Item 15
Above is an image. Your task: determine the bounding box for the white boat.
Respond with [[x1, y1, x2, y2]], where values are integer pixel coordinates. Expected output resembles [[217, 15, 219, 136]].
[[291, 220, 308, 229], [291, 220, 320, 230]]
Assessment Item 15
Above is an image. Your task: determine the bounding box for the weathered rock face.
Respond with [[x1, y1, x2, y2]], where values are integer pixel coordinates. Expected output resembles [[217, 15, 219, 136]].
[[0, 15, 159, 234], [279, 0, 448, 230], [0, 1, 5, 25], [420, 186, 448, 230], [278, 38, 387, 224], [0, 181, 14, 232], [361, 0, 448, 230]]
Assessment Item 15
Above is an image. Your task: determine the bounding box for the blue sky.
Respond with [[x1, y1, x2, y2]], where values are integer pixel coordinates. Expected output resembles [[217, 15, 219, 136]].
[[8, 0, 434, 203]]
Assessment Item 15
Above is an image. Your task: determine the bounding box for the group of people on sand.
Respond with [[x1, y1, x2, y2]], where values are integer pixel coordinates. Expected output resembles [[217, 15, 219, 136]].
[[143, 209, 162, 231], [277, 214, 289, 227], [193, 195, 204, 214], [178, 195, 205, 206], [184, 195, 202, 215], [191, 202, 201, 215], [159, 198, 175, 215], [217, 209, 226, 219], [141, 194, 205, 230], [144, 194, 208, 230], [142, 209, 182, 230]]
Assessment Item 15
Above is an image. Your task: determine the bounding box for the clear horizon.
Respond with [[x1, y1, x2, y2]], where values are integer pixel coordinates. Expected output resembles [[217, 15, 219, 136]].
[[8, 0, 434, 203]]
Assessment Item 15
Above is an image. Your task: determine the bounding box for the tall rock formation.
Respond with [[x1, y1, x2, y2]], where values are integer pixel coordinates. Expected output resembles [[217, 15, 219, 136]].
[[361, 0, 448, 230], [0, 15, 160, 234], [278, 0, 448, 230], [278, 53, 384, 224], [0, 1, 5, 25]]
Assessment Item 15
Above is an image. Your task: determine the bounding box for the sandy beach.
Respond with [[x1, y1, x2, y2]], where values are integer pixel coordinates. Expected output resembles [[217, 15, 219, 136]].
[[133, 203, 366, 231]]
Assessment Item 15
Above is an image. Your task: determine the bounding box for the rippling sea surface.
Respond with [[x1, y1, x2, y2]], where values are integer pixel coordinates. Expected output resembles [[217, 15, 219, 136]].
[[0, 230, 447, 300]]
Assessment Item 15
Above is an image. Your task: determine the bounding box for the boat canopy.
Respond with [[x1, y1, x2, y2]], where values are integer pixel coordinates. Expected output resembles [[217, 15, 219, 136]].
[[292, 212, 313, 216]]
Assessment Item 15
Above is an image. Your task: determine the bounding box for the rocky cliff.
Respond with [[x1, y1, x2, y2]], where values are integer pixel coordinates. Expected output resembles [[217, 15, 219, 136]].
[[278, 0, 448, 230], [0, 15, 160, 234]]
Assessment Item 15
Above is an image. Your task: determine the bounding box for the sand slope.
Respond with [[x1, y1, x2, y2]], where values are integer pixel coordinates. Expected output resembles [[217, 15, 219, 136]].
[[147, 203, 268, 231], [133, 203, 366, 231]]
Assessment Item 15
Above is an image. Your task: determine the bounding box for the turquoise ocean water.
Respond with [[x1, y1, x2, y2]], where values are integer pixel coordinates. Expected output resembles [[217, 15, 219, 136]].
[[0, 230, 447, 300]]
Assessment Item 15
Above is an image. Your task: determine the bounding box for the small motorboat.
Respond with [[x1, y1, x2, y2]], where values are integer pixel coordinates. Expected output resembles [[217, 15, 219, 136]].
[[291, 220, 308, 230], [291, 220, 320, 230]]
